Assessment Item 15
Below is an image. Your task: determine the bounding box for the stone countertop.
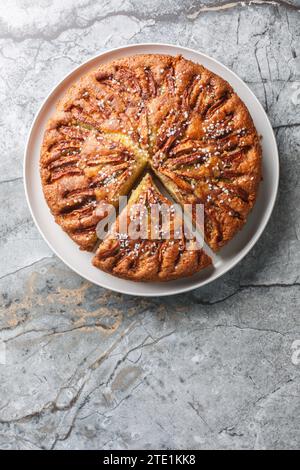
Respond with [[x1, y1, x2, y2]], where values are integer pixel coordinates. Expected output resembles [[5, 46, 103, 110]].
[[0, 0, 299, 450]]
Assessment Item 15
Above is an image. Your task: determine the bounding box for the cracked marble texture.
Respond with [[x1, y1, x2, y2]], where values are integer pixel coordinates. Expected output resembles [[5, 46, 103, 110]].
[[0, 0, 300, 450]]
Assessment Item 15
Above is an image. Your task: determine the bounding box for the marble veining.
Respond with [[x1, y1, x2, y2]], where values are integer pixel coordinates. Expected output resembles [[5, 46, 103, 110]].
[[0, 0, 299, 450]]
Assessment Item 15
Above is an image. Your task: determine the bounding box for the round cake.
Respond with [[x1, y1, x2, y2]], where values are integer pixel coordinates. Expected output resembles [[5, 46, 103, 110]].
[[40, 54, 262, 281]]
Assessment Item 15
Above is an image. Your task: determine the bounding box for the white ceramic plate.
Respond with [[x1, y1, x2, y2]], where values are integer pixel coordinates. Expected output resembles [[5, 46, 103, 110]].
[[24, 43, 279, 297]]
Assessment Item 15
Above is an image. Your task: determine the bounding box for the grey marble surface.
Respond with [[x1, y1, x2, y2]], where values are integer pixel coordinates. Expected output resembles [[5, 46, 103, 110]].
[[0, 0, 299, 450]]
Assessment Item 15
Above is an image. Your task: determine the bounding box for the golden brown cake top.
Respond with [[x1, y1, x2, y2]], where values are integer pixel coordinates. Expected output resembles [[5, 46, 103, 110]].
[[40, 53, 261, 280]]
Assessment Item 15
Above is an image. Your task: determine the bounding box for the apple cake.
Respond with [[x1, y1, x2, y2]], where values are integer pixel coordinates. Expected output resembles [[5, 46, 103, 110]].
[[40, 54, 261, 280]]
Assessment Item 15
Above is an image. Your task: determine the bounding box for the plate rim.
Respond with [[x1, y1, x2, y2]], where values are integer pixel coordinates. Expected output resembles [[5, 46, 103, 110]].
[[23, 42, 279, 297]]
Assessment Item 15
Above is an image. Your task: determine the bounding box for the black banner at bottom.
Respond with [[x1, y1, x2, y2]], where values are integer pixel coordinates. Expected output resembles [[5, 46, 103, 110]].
[[0, 449, 275, 465]]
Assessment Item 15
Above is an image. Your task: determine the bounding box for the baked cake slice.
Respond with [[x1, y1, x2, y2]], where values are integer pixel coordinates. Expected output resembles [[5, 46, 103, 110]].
[[40, 112, 147, 251], [92, 174, 212, 281]]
